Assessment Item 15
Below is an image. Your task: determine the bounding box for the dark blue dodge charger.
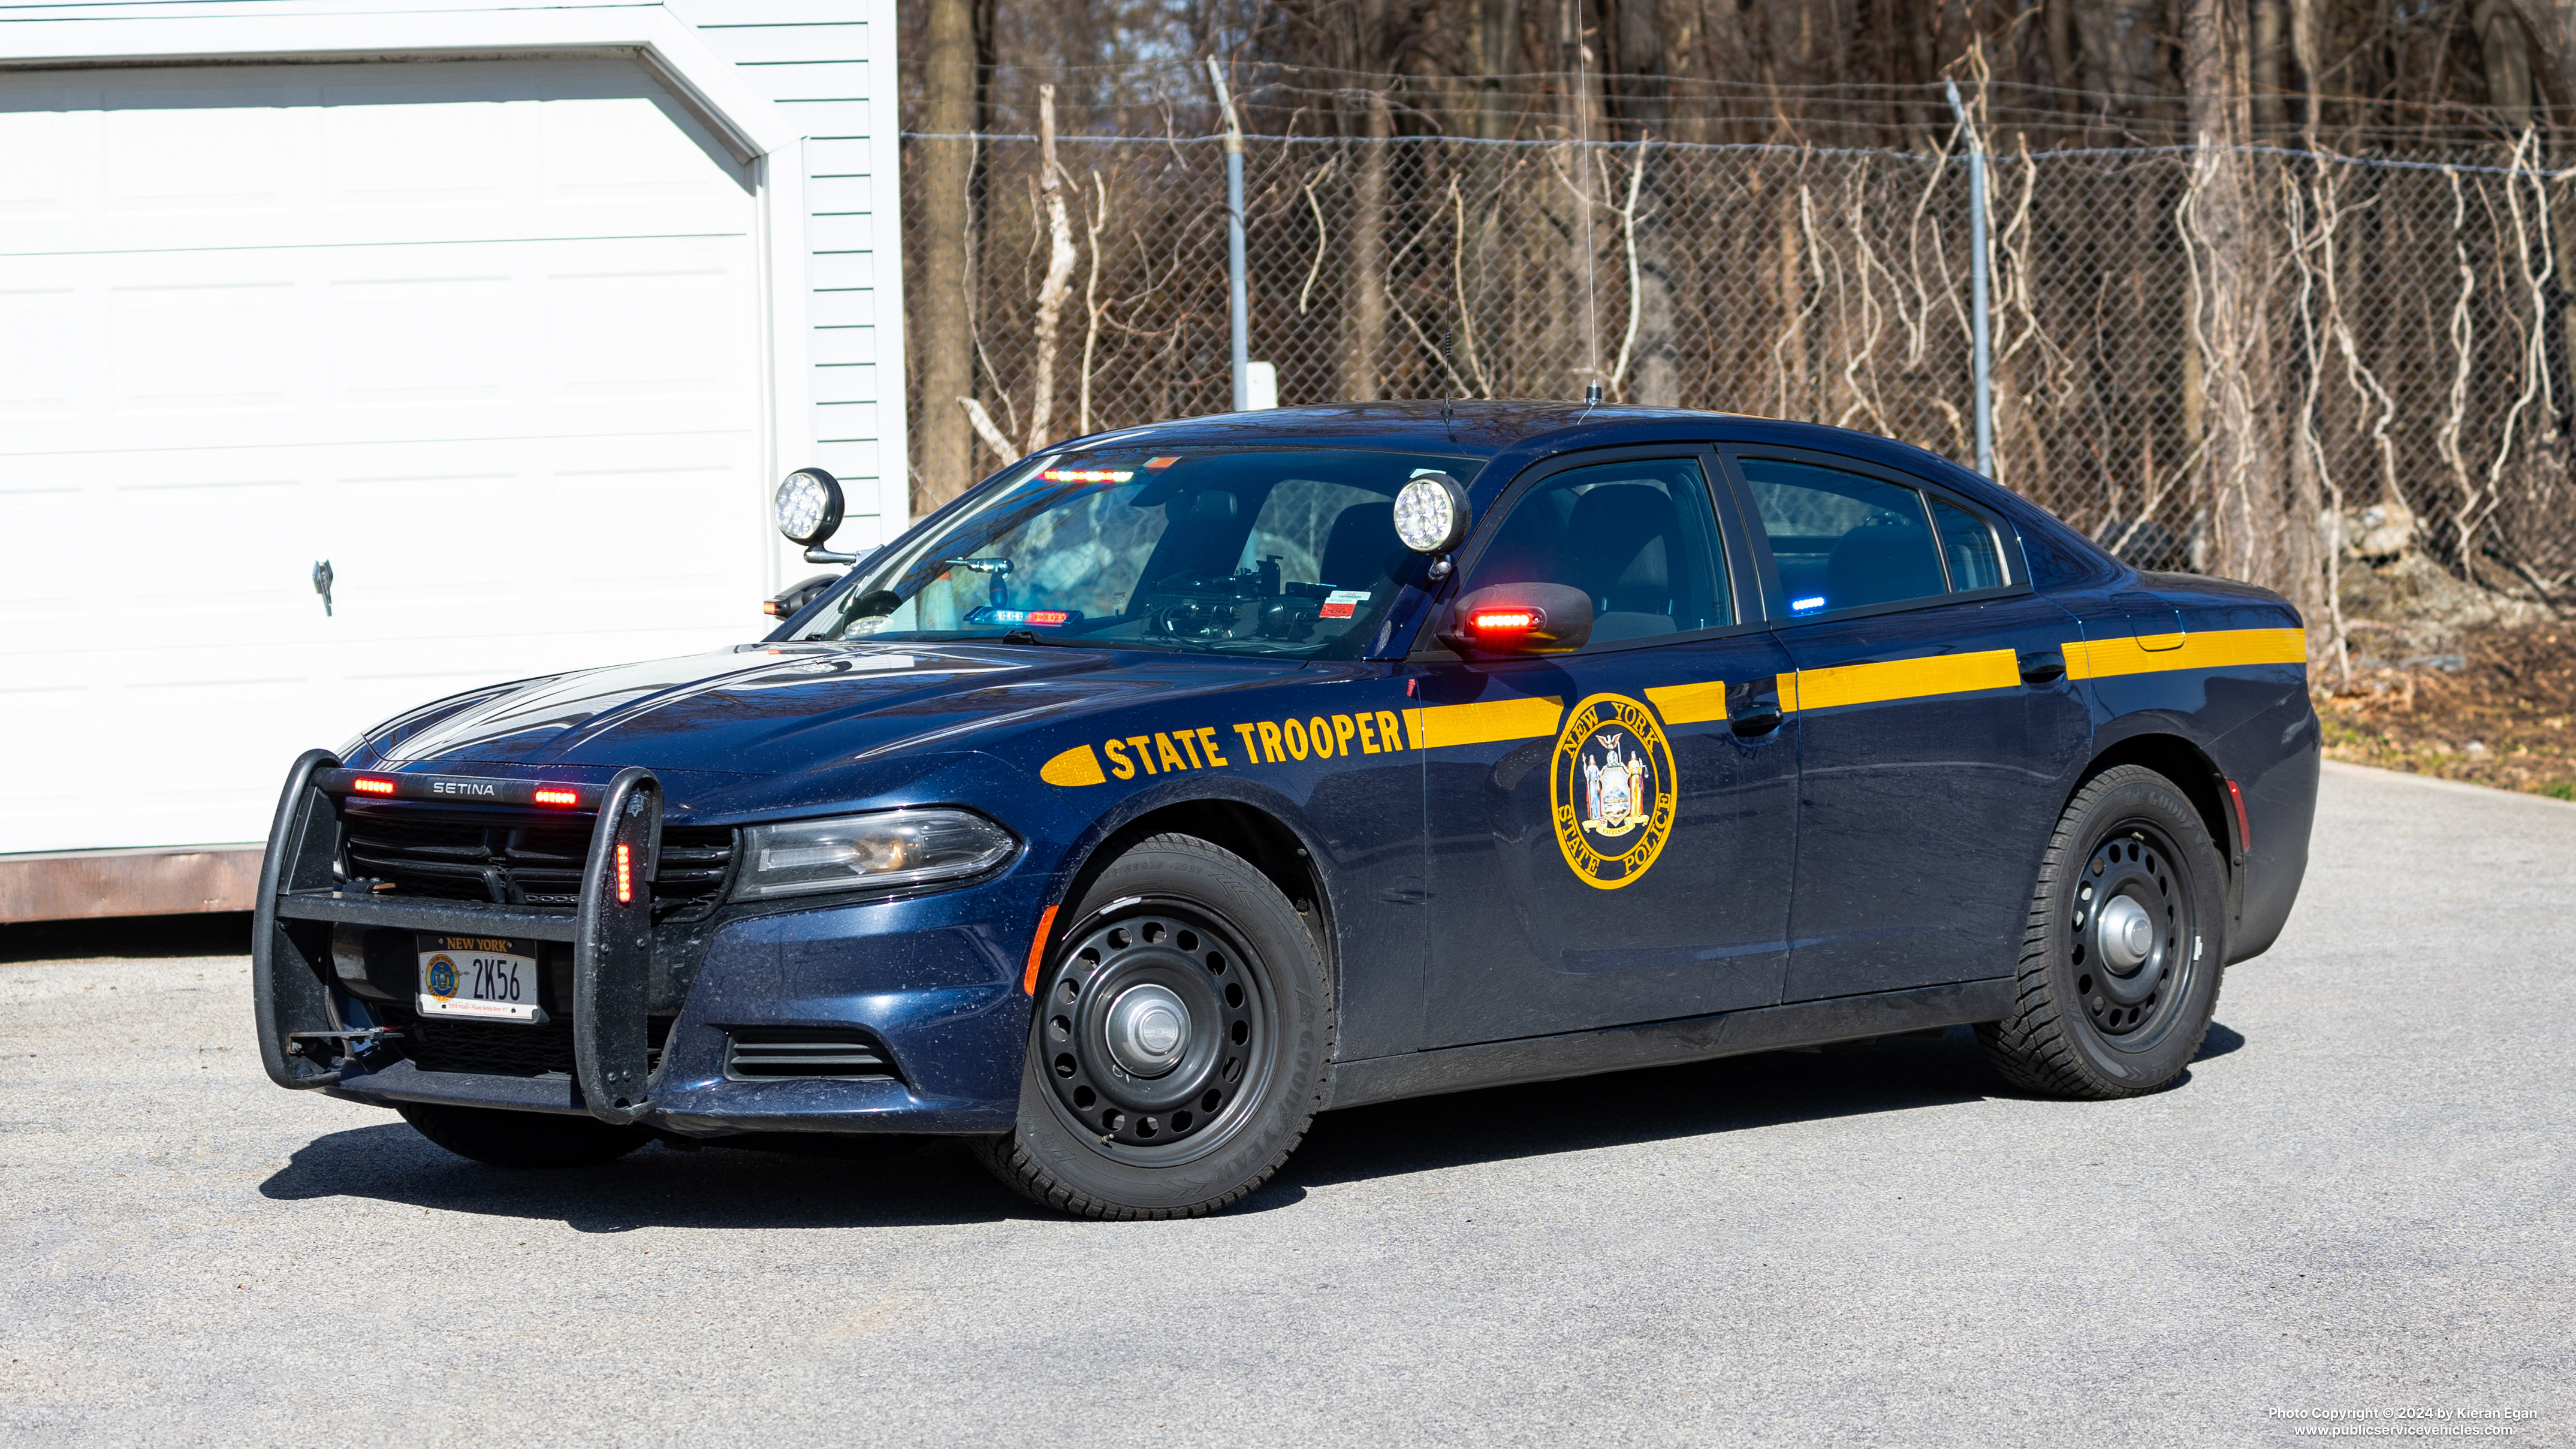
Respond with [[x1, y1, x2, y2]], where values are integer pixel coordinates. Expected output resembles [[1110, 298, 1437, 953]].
[[254, 403, 2319, 1218]]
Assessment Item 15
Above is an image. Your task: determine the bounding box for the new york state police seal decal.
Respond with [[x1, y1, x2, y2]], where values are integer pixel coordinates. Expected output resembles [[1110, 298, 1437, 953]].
[[1549, 693, 1678, 889]]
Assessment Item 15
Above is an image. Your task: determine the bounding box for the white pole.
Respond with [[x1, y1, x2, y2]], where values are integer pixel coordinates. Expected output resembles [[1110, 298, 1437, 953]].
[[1945, 79, 1994, 478], [1209, 57, 1251, 412]]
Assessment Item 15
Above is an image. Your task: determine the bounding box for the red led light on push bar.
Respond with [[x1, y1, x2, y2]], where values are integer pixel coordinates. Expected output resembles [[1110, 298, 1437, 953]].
[[532, 787, 580, 807], [615, 842, 633, 904], [351, 777, 397, 796]]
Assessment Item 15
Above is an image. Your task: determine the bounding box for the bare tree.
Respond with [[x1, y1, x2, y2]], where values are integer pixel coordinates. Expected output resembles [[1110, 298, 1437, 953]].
[[911, 0, 981, 515]]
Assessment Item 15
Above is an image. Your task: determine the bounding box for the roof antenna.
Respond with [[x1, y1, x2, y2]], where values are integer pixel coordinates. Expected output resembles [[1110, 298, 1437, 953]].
[[1440, 326, 1456, 434]]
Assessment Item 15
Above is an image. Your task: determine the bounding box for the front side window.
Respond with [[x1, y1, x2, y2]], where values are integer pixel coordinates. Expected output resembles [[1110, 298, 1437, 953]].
[[1740, 457, 2002, 617], [792, 447, 1476, 657], [1458, 457, 1732, 644]]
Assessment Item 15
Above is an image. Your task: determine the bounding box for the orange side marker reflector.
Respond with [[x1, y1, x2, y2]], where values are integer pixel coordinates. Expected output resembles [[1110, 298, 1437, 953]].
[[615, 842, 633, 904], [351, 777, 396, 796], [2225, 779, 2251, 852], [1022, 903, 1060, 995]]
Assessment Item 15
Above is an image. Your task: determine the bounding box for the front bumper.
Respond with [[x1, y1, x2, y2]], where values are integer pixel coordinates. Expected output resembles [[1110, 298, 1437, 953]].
[[255, 751, 1038, 1137]]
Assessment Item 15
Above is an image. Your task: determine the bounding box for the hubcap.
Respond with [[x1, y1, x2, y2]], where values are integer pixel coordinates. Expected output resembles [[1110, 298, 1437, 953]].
[[2097, 894, 2153, 970], [1039, 902, 1271, 1162], [1106, 984, 1190, 1076], [2069, 826, 2195, 1043]]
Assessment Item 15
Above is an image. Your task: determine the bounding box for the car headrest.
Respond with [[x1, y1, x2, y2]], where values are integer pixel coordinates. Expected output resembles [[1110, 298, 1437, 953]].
[[1567, 484, 1677, 608], [1318, 501, 1404, 589], [1824, 523, 1944, 609]]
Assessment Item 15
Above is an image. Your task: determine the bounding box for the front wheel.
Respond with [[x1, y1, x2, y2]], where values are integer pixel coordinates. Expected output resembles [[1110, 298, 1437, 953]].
[[974, 834, 1331, 1219], [1978, 765, 2228, 1098]]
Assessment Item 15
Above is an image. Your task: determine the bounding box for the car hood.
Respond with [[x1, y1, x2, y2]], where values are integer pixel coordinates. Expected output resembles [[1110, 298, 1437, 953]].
[[369, 642, 1298, 778]]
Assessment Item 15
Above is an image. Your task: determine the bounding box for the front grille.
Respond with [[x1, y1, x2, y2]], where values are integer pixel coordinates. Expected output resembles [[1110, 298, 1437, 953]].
[[724, 1028, 902, 1082], [343, 805, 733, 916], [404, 1014, 672, 1079]]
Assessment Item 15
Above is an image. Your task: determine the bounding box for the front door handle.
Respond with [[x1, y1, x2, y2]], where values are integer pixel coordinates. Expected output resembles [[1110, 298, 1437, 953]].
[[2019, 649, 2066, 686], [1730, 702, 1784, 737]]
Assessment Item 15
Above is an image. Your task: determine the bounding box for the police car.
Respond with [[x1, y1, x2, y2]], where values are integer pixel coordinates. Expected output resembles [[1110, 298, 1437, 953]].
[[253, 403, 2319, 1219]]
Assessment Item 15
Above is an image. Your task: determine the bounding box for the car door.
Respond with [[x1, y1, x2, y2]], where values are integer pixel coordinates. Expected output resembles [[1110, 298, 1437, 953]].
[[1414, 449, 1800, 1047], [1718, 447, 2092, 1001]]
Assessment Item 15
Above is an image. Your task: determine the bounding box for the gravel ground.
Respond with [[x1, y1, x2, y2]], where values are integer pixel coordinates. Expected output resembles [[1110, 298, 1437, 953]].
[[3, 761, 2570, 1447]]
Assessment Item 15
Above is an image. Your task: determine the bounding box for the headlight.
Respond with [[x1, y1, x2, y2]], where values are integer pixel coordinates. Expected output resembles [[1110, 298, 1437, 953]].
[[734, 809, 1016, 899]]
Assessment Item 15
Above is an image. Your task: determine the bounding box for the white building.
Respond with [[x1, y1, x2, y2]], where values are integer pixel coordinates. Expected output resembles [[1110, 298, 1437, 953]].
[[0, 0, 907, 920]]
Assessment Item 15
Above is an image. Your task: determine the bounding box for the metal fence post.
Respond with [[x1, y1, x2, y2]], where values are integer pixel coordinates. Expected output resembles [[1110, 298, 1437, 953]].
[[1208, 57, 1251, 412], [1945, 79, 1994, 479]]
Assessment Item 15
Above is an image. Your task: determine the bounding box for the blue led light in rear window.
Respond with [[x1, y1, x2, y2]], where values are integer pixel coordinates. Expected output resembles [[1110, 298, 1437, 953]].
[[1791, 596, 1826, 612]]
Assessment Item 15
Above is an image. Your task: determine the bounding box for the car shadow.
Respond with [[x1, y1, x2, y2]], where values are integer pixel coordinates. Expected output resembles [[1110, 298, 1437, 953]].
[[260, 1022, 2242, 1227], [1283, 1025, 2001, 1190]]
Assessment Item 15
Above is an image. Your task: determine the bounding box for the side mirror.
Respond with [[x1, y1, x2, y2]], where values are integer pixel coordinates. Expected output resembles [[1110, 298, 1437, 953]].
[[774, 468, 859, 563], [1393, 472, 1471, 555], [763, 572, 843, 621], [1442, 582, 1593, 656]]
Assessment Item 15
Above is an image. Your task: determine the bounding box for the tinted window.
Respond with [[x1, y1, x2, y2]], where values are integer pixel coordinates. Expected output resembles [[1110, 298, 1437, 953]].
[[1931, 496, 2006, 590], [1740, 458, 1945, 615], [1461, 458, 1730, 643]]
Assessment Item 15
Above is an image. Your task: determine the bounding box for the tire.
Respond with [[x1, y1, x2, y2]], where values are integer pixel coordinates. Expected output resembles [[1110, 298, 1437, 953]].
[[973, 834, 1331, 1219], [397, 1101, 654, 1169], [1977, 765, 2228, 1099]]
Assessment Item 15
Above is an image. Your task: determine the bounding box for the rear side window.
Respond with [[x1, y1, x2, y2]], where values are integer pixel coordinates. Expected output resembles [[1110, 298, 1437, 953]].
[[1738, 457, 2002, 616], [1931, 496, 2006, 591]]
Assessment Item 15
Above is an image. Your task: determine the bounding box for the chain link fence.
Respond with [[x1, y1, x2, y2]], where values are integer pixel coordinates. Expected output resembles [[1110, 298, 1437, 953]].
[[903, 125, 2576, 616]]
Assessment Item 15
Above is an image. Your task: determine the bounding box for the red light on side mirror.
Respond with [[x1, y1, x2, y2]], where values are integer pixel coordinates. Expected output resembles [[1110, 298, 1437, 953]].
[[532, 787, 579, 808], [1468, 609, 1542, 635], [351, 777, 396, 796]]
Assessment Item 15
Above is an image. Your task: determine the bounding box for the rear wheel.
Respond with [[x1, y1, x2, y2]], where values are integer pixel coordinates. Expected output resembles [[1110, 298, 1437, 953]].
[[1978, 765, 2227, 1098], [974, 834, 1331, 1219], [397, 1102, 653, 1168]]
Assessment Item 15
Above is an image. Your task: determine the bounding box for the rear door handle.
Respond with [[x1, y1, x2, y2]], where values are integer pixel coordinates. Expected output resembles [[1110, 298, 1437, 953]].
[[1730, 702, 1784, 737], [2019, 649, 2067, 686]]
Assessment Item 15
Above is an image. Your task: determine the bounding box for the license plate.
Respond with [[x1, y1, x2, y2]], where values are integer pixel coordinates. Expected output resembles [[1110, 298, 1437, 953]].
[[417, 934, 545, 1023]]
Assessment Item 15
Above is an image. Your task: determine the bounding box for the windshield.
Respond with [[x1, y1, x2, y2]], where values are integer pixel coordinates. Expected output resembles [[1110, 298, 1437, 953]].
[[792, 446, 1480, 657]]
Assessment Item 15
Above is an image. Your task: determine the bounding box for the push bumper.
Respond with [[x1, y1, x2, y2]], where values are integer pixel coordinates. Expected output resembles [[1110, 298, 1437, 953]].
[[254, 750, 1034, 1136]]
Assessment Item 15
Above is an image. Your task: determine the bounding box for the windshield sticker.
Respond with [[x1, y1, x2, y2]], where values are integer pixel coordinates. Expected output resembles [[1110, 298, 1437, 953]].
[[1319, 588, 1370, 621]]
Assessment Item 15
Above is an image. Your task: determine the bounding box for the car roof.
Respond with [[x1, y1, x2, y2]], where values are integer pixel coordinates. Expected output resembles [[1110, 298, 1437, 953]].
[[1037, 399, 2125, 591], [1052, 400, 1711, 460]]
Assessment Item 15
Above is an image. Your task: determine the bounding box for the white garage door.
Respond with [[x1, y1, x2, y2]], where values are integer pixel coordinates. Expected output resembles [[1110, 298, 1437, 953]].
[[0, 59, 770, 855]]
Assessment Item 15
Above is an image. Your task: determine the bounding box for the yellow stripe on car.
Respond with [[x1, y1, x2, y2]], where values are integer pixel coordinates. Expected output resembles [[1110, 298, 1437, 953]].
[[1039, 744, 1108, 787], [1642, 680, 1731, 726], [2063, 626, 2306, 681], [1779, 648, 2020, 714], [1402, 695, 1566, 748]]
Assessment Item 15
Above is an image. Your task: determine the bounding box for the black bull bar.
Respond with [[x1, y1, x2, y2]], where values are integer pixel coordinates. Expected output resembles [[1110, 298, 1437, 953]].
[[252, 749, 665, 1126]]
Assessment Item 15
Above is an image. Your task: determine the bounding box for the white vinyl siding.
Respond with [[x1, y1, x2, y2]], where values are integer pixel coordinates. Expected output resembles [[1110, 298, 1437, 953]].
[[0, 1, 905, 862]]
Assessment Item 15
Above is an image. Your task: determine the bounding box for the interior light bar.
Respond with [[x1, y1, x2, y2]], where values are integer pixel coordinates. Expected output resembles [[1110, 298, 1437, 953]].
[[1040, 468, 1134, 483]]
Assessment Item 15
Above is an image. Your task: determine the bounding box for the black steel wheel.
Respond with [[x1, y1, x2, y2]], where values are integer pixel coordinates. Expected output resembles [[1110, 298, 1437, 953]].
[[1039, 902, 1273, 1162], [1978, 765, 2227, 1098], [975, 833, 1329, 1218]]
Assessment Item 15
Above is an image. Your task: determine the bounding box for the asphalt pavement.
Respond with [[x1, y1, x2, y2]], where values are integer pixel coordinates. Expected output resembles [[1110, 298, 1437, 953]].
[[3, 761, 2570, 1446]]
